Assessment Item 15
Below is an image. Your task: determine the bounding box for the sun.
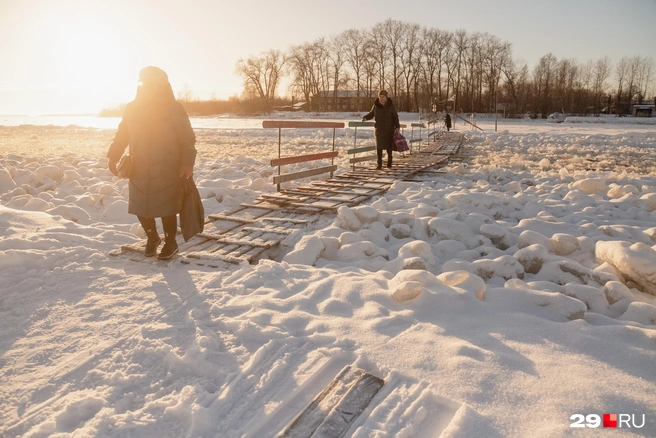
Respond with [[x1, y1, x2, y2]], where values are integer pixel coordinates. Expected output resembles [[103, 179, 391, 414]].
[[33, 3, 138, 112]]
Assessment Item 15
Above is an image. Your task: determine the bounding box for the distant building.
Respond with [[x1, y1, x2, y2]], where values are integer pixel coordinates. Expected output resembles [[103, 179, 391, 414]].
[[272, 102, 306, 112], [633, 104, 655, 117], [310, 90, 379, 112]]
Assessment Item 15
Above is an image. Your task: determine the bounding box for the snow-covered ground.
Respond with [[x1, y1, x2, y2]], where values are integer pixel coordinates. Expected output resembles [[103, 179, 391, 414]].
[[1, 114, 655, 437]]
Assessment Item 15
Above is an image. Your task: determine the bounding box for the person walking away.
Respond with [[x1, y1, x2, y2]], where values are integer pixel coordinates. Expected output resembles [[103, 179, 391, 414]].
[[445, 112, 452, 132], [362, 90, 400, 170], [107, 66, 197, 260]]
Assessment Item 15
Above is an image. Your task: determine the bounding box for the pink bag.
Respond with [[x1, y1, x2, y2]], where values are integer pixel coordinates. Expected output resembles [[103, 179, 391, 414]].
[[394, 132, 409, 152]]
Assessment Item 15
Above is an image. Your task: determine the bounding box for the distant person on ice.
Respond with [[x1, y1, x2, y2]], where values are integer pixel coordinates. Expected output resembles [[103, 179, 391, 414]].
[[362, 90, 400, 170], [107, 66, 197, 260], [445, 112, 452, 132]]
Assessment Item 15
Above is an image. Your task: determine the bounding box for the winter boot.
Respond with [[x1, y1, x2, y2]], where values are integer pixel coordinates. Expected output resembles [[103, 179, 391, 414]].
[[158, 233, 179, 260], [144, 230, 161, 257], [138, 216, 161, 257], [158, 215, 179, 260]]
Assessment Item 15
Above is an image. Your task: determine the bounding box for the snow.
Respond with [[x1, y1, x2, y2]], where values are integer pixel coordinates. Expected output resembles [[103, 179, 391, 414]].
[[1, 114, 656, 437]]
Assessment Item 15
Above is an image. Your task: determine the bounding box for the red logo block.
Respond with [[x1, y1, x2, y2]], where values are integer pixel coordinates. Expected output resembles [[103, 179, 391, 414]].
[[603, 414, 617, 428]]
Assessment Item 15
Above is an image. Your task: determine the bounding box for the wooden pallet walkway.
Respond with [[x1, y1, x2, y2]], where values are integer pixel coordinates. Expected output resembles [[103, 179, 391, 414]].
[[110, 132, 465, 267]]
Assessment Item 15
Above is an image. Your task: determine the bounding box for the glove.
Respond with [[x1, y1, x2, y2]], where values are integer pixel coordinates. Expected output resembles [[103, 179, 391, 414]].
[[108, 159, 118, 176]]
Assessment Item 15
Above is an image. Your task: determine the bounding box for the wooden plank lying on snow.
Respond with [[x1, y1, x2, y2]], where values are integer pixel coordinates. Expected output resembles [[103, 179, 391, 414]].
[[280, 366, 384, 438]]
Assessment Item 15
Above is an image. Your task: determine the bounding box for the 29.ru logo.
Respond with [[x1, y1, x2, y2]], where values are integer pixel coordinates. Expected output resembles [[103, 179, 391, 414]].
[[570, 414, 645, 428]]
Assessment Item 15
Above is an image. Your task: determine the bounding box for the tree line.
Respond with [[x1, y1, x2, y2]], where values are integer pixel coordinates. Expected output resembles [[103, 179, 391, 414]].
[[236, 19, 655, 117]]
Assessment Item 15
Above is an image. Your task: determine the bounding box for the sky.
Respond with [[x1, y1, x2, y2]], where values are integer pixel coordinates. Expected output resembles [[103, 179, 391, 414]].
[[1, 0, 655, 115]]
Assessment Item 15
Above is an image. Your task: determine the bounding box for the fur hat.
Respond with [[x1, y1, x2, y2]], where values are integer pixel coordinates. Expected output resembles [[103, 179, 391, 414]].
[[139, 66, 169, 84], [378, 90, 388, 97]]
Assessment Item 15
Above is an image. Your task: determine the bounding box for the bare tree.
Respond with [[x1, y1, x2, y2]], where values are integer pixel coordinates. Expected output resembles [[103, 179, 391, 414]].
[[591, 57, 612, 112], [501, 56, 530, 116], [399, 23, 422, 111], [533, 53, 558, 116], [636, 57, 655, 103], [235, 49, 286, 111], [342, 28, 368, 111], [615, 57, 629, 115], [328, 34, 348, 110], [369, 23, 389, 90]]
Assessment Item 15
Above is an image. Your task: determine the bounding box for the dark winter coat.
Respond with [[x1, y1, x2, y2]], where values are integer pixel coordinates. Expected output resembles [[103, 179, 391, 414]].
[[445, 113, 452, 129], [107, 97, 196, 218], [363, 98, 400, 151]]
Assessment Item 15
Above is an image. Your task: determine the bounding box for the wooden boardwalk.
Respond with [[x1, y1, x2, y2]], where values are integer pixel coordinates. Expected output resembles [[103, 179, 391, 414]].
[[111, 132, 466, 267]]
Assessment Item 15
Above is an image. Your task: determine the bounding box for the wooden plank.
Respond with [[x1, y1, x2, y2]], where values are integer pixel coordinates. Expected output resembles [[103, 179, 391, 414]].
[[197, 233, 276, 249], [281, 190, 362, 204], [280, 366, 384, 438], [349, 155, 377, 164], [271, 151, 339, 167], [273, 165, 337, 184], [408, 138, 423, 143], [208, 214, 256, 224], [346, 145, 376, 154], [296, 186, 375, 196], [259, 217, 309, 224], [240, 203, 322, 214], [411, 122, 426, 127], [241, 226, 295, 235], [263, 120, 345, 129], [347, 121, 375, 127]]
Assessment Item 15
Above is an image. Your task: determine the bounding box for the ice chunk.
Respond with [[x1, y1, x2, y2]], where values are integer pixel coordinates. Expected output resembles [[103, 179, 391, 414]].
[[552, 233, 580, 256], [640, 193, 656, 212], [283, 235, 324, 265], [0, 168, 17, 193], [427, 217, 484, 249], [393, 269, 442, 288], [352, 206, 379, 224], [437, 270, 486, 300], [34, 165, 64, 183], [392, 281, 424, 302], [603, 281, 634, 304], [514, 244, 550, 274], [594, 262, 625, 283], [479, 224, 512, 250], [472, 255, 524, 280], [564, 284, 609, 313], [336, 241, 389, 262], [335, 206, 363, 231], [389, 223, 412, 239], [397, 240, 436, 266], [618, 302, 656, 326], [596, 241, 656, 296], [572, 178, 606, 194], [338, 231, 361, 246], [518, 230, 555, 252]]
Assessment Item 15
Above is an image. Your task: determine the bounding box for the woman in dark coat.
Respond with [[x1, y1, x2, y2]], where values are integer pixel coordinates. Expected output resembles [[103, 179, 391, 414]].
[[362, 90, 400, 169], [107, 66, 197, 260], [445, 112, 452, 131]]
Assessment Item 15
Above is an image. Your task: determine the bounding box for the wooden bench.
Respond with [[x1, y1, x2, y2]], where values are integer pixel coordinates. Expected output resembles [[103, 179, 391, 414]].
[[263, 120, 344, 191]]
